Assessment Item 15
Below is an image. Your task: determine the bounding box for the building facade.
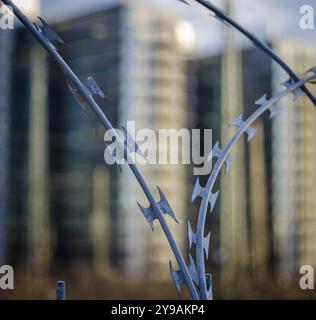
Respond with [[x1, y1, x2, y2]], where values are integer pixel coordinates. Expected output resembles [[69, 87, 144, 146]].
[[8, 3, 193, 281], [195, 38, 316, 295], [272, 39, 316, 284], [0, 29, 13, 265], [195, 45, 272, 297], [116, 3, 192, 278]]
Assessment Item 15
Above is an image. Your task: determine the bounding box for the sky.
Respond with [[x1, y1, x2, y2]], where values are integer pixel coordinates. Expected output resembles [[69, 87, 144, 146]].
[[37, 0, 316, 56]]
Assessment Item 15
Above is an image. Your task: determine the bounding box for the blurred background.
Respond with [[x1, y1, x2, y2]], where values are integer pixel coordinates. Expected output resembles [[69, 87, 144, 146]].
[[0, 0, 316, 299]]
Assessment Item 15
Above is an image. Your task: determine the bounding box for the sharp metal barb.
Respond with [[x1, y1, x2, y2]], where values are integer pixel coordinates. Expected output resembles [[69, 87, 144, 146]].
[[85, 76, 105, 98], [255, 93, 281, 118], [209, 190, 219, 211], [191, 177, 204, 203], [203, 1, 229, 18], [188, 254, 199, 285], [121, 126, 145, 159], [137, 202, 156, 231], [255, 94, 268, 106], [204, 232, 211, 259], [38, 16, 64, 44], [176, 0, 190, 6], [188, 221, 195, 249], [157, 187, 179, 224], [33, 22, 41, 32], [169, 255, 198, 295], [281, 79, 304, 101], [209, 13, 232, 28], [269, 105, 282, 118], [188, 221, 211, 259], [230, 114, 258, 142], [169, 262, 183, 294], [281, 79, 292, 90], [307, 66, 316, 75], [306, 67, 316, 84], [205, 273, 213, 300], [191, 177, 219, 211], [208, 141, 234, 173], [138, 187, 178, 231]]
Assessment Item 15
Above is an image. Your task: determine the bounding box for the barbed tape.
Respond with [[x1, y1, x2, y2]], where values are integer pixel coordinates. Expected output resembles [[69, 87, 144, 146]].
[[176, 0, 316, 300], [2, 0, 200, 300], [3, 0, 316, 300], [190, 72, 316, 299]]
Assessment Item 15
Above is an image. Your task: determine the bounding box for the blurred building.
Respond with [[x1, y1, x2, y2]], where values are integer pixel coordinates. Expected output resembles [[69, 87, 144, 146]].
[[5, 0, 316, 299], [53, 3, 193, 279], [219, 19, 250, 297], [195, 37, 316, 296], [272, 39, 316, 284], [48, 5, 122, 270], [116, 4, 193, 279], [0, 29, 13, 265], [7, 2, 193, 281], [3, 0, 49, 279], [195, 45, 272, 297], [8, 0, 50, 280]]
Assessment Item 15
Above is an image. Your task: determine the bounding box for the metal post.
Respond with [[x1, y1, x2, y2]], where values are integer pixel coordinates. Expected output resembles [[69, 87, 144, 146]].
[[56, 281, 66, 300]]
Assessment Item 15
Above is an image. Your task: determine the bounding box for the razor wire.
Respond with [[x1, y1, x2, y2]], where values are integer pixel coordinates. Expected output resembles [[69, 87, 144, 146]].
[[176, 0, 316, 300], [188, 72, 316, 300], [1, 0, 200, 300], [3, 0, 316, 301]]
